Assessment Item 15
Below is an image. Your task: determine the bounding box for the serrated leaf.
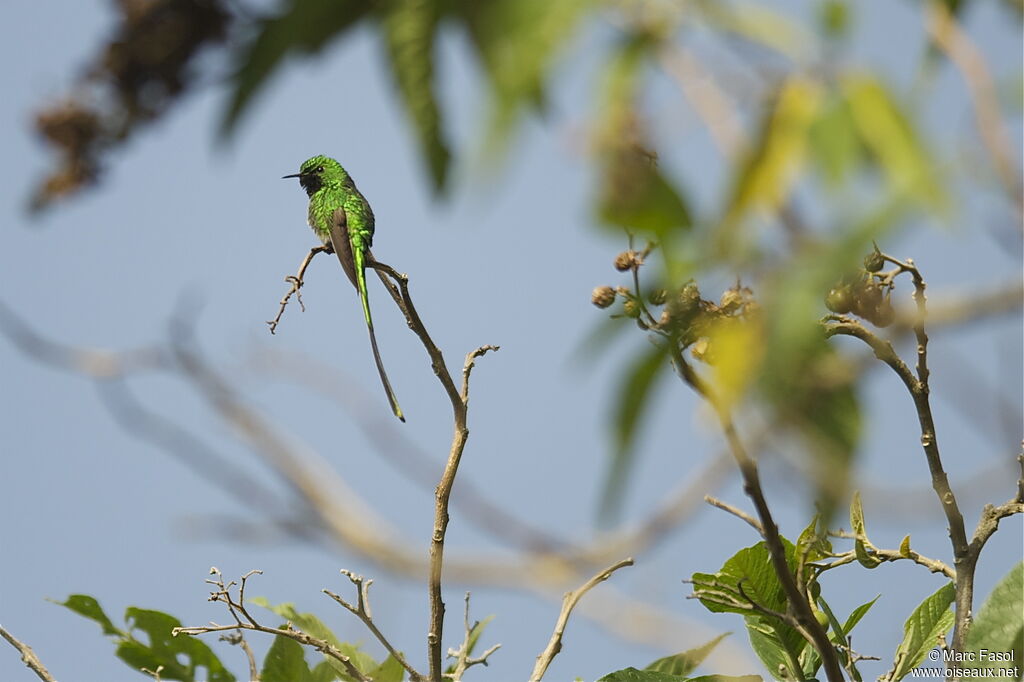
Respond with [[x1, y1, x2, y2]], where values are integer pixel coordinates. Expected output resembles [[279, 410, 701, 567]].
[[597, 667, 689, 682], [690, 539, 798, 617], [379, 0, 450, 193], [56, 594, 124, 637], [746, 616, 802, 681], [222, 0, 372, 136], [890, 582, 955, 680], [964, 561, 1023, 678], [841, 74, 946, 212], [600, 342, 671, 520], [644, 632, 731, 676]]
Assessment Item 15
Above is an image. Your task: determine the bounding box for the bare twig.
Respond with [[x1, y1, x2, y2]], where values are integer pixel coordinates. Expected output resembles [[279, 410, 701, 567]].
[[220, 632, 259, 682], [175, 569, 371, 682], [366, 259, 500, 682], [529, 558, 634, 682], [445, 593, 501, 681], [704, 495, 764, 535], [323, 570, 424, 682], [825, 531, 956, 579], [426, 344, 499, 682], [267, 245, 329, 334], [0, 625, 57, 682]]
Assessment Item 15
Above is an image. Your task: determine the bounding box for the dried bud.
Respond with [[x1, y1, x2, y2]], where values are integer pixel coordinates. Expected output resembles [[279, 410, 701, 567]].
[[647, 289, 668, 306], [691, 338, 713, 364], [591, 285, 616, 309], [659, 308, 673, 327], [720, 289, 744, 312], [614, 251, 637, 271], [864, 249, 885, 273], [623, 298, 642, 318], [615, 286, 631, 296], [676, 282, 701, 313]]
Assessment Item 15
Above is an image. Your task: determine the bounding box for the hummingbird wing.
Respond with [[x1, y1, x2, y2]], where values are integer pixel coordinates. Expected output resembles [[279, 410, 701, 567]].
[[329, 206, 359, 291], [329, 205, 405, 422]]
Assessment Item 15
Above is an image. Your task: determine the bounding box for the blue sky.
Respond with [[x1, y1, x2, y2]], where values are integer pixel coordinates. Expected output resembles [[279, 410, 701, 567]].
[[1, 1, 1021, 681]]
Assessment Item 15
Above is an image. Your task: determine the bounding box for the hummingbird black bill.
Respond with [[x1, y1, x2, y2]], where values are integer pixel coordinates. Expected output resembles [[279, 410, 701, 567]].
[[281, 172, 303, 179]]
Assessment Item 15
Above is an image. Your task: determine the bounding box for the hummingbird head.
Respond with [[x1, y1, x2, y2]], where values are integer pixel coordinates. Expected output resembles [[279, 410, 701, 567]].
[[282, 155, 350, 196]]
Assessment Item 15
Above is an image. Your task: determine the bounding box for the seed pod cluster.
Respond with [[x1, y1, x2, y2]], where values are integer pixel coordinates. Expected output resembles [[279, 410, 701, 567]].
[[824, 249, 896, 327]]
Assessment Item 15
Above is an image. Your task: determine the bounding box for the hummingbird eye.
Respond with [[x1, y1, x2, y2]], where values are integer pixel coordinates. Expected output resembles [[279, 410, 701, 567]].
[[316, 165, 325, 173]]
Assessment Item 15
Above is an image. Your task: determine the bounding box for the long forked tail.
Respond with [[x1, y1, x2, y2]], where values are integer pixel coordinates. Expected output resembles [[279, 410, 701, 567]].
[[366, 321, 405, 422]]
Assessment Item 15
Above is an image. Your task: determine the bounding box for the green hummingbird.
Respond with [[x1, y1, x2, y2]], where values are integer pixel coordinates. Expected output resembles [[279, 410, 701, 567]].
[[283, 155, 405, 422]]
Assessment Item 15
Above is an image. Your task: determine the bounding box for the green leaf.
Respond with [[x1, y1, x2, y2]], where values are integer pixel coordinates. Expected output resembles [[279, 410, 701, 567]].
[[222, 0, 372, 136], [849, 492, 881, 569], [795, 514, 833, 566], [890, 582, 955, 680], [312, 661, 340, 682], [690, 539, 797, 617], [597, 668, 689, 682], [644, 633, 731, 676], [251, 599, 377, 679], [805, 595, 878, 682], [809, 91, 863, 187], [600, 341, 671, 520], [746, 616, 803, 681], [262, 635, 321, 682], [964, 561, 1023, 678], [121, 608, 236, 682], [379, 0, 450, 193], [594, 34, 691, 241], [696, 1, 812, 59], [56, 594, 124, 637], [457, 0, 591, 156], [369, 653, 406, 682], [899, 535, 912, 558], [841, 595, 880, 636], [720, 75, 823, 242], [841, 74, 946, 212]]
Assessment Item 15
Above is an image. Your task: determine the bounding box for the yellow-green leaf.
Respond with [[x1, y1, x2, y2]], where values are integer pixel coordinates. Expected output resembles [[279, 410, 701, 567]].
[[721, 76, 823, 237], [841, 74, 946, 212]]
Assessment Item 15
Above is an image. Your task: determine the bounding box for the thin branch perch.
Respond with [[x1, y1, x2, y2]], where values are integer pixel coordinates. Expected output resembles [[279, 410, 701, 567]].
[[529, 558, 634, 682]]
